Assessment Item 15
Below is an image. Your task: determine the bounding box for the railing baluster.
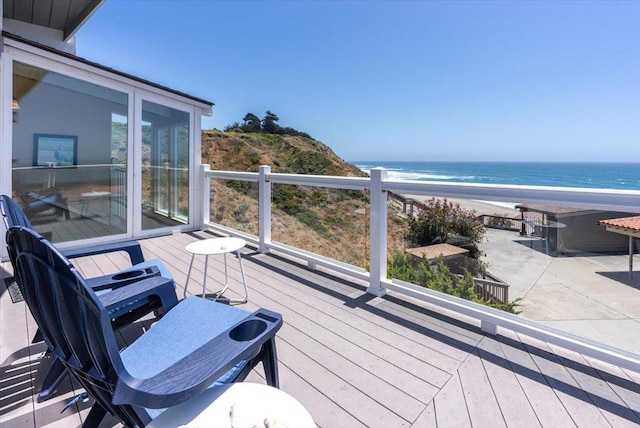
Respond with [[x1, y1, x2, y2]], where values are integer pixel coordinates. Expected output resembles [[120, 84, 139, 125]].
[[368, 168, 388, 296], [259, 165, 272, 253], [201, 164, 210, 226]]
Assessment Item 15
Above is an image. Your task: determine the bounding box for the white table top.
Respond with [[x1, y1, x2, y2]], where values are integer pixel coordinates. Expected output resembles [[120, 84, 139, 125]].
[[185, 237, 247, 256], [147, 383, 315, 428]]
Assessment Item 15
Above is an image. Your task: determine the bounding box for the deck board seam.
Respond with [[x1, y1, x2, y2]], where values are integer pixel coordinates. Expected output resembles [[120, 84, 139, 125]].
[[240, 252, 473, 369], [278, 322, 426, 413], [478, 335, 544, 428], [475, 337, 512, 428], [277, 357, 387, 428], [255, 252, 481, 359], [515, 333, 590, 428], [242, 269, 452, 388], [530, 338, 640, 426]]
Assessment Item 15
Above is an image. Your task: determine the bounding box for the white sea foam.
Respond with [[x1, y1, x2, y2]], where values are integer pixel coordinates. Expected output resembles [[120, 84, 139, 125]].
[[386, 170, 477, 181]]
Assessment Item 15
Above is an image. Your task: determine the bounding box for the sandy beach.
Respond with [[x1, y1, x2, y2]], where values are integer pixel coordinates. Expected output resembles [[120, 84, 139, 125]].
[[401, 194, 522, 218]]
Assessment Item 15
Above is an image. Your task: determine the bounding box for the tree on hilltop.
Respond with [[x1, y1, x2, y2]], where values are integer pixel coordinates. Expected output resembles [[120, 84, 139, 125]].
[[223, 110, 314, 140], [262, 110, 280, 133], [242, 113, 261, 131]]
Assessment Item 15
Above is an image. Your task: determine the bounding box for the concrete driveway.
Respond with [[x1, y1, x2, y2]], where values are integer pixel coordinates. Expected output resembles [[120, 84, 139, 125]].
[[480, 228, 640, 353]]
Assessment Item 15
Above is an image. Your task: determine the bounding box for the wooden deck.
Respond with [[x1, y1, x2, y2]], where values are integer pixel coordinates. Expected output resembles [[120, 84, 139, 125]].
[[1, 231, 639, 427]]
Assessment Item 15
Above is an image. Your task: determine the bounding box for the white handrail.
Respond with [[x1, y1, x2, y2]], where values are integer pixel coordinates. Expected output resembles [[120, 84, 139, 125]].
[[382, 180, 640, 213], [204, 170, 258, 181], [388, 278, 640, 372]]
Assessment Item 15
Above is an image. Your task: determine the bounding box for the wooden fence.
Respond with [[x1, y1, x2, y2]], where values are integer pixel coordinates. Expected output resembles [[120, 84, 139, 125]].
[[474, 277, 510, 304]]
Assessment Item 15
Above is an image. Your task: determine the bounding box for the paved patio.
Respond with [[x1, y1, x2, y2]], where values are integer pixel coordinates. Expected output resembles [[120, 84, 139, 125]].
[[481, 228, 640, 353], [1, 231, 639, 427]]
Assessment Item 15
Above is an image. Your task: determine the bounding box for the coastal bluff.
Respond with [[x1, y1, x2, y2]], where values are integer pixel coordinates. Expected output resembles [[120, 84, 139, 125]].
[[200, 129, 406, 266], [202, 129, 366, 178]]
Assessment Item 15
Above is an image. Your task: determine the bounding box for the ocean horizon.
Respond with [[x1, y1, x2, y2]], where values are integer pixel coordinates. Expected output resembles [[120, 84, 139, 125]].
[[352, 161, 640, 191]]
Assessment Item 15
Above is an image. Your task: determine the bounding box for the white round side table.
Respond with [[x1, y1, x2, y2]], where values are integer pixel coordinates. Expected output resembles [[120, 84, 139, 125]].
[[147, 383, 315, 427], [183, 237, 249, 303]]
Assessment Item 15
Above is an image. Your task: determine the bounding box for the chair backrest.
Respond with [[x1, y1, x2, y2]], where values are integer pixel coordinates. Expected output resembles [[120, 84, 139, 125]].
[[0, 194, 33, 231], [6, 226, 146, 425]]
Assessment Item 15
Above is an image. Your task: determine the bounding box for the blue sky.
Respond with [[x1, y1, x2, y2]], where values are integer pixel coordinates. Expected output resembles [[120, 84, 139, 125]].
[[77, 1, 640, 162]]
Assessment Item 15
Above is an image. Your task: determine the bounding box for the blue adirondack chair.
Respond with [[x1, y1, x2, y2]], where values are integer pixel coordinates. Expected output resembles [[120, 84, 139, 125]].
[[7, 226, 282, 427], [1, 195, 179, 401]]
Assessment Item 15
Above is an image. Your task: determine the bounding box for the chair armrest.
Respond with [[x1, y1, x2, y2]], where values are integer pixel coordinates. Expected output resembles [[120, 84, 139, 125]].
[[61, 241, 144, 265], [98, 276, 179, 315], [86, 266, 161, 292], [112, 309, 283, 409]]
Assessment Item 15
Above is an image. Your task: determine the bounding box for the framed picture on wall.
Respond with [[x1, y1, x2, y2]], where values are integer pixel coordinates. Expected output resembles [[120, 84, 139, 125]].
[[33, 134, 78, 167]]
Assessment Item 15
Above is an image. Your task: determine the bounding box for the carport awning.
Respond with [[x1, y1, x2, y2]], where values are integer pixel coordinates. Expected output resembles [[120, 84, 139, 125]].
[[599, 216, 640, 238], [599, 216, 640, 277]]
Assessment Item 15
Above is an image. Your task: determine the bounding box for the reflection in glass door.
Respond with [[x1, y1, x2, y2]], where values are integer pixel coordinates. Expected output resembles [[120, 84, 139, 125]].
[[141, 100, 190, 230], [11, 61, 129, 243]]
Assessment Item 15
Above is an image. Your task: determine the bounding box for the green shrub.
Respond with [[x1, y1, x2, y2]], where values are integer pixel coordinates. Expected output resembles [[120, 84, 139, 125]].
[[225, 180, 251, 195], [297, 209, 328, 235], [406, 198, 485, 259], [388, 252, 520, 314], [233, 204, 249, 223]]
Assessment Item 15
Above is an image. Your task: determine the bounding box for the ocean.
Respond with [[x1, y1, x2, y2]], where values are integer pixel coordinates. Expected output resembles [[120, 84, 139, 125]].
[[352, 161, 640, 191]]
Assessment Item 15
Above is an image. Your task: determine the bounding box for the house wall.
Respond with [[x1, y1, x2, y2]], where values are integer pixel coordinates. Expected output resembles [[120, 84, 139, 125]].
[[554, 211, 632, 254], [2, 35, 211, 246]]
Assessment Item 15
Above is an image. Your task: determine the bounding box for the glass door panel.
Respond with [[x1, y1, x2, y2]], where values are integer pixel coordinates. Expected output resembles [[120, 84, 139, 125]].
[[141, 100, 190, 230], [12, 61, 129, 243]]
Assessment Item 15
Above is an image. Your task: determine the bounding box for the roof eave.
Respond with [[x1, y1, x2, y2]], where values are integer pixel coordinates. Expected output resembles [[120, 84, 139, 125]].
[[3, 31, 214, 110], [63, 0, 106, 42]]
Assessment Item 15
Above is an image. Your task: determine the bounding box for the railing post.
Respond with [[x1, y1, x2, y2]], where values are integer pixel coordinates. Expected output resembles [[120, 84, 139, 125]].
[[259, 165, 272, 253], [368, 168, 388, 297], [481, 320, 498, 335], [200, 164, 210, 228]]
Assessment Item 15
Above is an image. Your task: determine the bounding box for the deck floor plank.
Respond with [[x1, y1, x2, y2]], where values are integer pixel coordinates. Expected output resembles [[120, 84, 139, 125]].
[[277, 363, 367, 428], [374, 293, 484, 342], [249, 252, 477, 368], [495, 335, 578, 428], [280, 322, 427, 422], [457, 347, 508, 428], [0, 267, 36, 428], [579, 354, 640, 420], [521, 335, 640, 428], [244, 256, 460, 382], [433, 372, 472, 428], [527, 338, 640, 427], [409, 401, 437, 428], [476, 336, 542, 428], [277, 339, 409, 427], [251, 279, 451, 388], [242, 273, 442, 405], [518, 341, 611, 428]]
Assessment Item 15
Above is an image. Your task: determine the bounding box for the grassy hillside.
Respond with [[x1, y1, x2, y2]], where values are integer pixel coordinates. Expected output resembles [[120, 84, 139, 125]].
[[201, 129, 407, 266], [202, 130, 365, 176]]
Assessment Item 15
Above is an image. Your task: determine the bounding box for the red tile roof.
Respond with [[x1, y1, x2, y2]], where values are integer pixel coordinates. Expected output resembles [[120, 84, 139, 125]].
[[599, 216, 640, 232]]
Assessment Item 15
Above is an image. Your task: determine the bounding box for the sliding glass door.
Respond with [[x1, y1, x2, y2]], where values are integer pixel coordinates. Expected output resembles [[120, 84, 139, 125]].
[[8, 56, 195, 244], [140, 100, 190, 231], [11, 61, 129, 243]]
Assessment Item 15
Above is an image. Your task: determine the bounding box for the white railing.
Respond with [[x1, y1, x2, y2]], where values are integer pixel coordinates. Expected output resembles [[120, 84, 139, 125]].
[[201, 164, 640, 372]]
